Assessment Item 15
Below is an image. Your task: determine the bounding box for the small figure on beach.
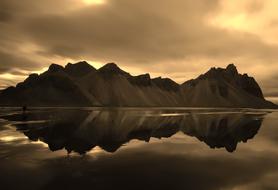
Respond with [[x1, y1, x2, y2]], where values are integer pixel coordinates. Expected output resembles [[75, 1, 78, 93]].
[[21, 105, 28, 120], [22, 105, 27, 112]]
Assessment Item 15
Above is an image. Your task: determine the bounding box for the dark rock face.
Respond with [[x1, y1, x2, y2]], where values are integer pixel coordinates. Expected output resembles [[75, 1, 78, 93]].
[[129, 74, 152, 86], [98, 62, 130, 77], [7, 83, 89, 106], [48, 64, 64, 73], [128, 74, 179, 92], [235, 74, 264, 99], [181, 63, 271, 108], [204, 64, 264, 99], [152, 77, 180, 92], [0, 67, 91, 106], [65, 61, 96, 77], [0, 62, 276, 108], [226, 63, 238, 76], [22, 74, 40, 87]]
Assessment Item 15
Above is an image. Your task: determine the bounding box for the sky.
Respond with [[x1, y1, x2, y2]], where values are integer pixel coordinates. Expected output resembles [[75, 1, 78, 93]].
[[0, 0, 277, 102]]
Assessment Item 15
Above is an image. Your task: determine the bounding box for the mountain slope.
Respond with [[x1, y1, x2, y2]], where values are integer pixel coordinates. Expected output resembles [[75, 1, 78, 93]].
[[0, 62, 276, 108], [0, 64, 92, 106], [181, 64, 276, 108]]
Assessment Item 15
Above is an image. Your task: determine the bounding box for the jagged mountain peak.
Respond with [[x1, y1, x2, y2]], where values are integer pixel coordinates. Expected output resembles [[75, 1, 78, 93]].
[[28, 73, 39, 79], [45, 61, 97, 77], [23, 73, 39, 84], [48, 63, 64, 73], [66, 61, 91, 68], [99, 62, 120, 70], [138, 73, 151, 79], [0, 61, 276, 108], [65, 61, 96, 77], [198, 64, 240, 80], [129, 73, 152, 86], [152, 77, 180, 92], [226, 63, 238, 75], [181, 63, 271, 107], [98, 62, 130, 76]]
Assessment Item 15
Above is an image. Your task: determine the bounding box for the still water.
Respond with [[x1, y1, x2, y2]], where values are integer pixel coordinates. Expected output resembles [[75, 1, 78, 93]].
[[0, 107, 277, 190]]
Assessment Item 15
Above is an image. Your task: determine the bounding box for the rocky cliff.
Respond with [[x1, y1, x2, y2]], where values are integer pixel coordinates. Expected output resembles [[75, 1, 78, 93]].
[[0, 62, 276, 108]]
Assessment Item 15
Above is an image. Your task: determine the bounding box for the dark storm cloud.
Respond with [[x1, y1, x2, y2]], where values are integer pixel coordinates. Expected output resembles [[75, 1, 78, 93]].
[[261, 75, 278, 97], [20, 0, 278, 64], [0, 0, 80, 16], [0, 51, 41, 74], [1, 0, 278, 66], [22, 1, 191, 62], [0, 10, 13, 23]]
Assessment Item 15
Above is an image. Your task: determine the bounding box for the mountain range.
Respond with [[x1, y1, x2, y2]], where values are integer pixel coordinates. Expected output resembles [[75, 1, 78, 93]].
[[0, 61, 276, 108]]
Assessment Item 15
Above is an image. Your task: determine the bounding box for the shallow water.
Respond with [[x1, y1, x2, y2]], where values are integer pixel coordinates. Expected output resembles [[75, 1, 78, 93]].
[[0, 107, 278, 190]]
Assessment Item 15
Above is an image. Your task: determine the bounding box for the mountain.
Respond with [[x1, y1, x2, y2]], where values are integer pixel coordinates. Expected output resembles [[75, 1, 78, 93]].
[[181, 64, 276, 108], [0, 61, 276, 108]]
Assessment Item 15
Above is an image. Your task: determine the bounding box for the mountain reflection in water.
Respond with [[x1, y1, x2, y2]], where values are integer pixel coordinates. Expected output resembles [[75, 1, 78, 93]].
[[1, 108, 265, 154]]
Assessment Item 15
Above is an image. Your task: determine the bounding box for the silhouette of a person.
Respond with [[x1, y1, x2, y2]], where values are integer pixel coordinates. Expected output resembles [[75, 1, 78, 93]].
[[22, 105, 28, 121], [22, 105, 27, 112]]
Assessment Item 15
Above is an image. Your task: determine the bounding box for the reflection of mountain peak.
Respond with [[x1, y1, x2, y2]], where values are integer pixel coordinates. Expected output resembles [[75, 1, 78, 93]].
[[1, 109, 265, 154], [181, 114, 262, 152]]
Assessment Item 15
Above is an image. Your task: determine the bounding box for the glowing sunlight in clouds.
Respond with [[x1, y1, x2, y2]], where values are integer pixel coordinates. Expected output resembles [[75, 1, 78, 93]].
[[83, 0, 106, 5]]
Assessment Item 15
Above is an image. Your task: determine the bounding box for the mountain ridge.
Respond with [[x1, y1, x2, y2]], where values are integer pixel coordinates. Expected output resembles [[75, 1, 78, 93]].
[[0, 61, 276, 108]]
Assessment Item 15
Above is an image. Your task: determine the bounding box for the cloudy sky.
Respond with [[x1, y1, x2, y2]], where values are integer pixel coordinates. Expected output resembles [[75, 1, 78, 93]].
[[0, 0, 277, 102]]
